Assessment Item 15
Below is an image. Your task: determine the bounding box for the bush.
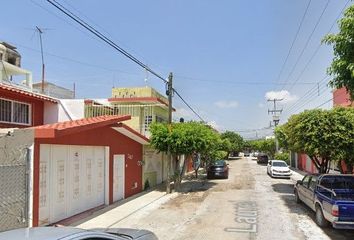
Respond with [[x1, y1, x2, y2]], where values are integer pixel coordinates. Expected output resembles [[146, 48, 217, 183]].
[[275, 152, 290, 164]]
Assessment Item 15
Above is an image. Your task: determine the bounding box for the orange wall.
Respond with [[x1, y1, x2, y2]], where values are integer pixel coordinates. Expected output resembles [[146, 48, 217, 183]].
[[32, 125, 143, 226], [0, 90, 44, 127], [333, 87, 352, 107]]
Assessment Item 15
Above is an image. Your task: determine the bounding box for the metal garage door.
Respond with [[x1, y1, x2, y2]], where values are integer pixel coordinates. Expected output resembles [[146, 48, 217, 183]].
[[38, 144, 106, 225]]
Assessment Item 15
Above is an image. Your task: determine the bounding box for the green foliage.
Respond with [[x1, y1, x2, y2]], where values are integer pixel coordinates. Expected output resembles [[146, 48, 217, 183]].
[[323, 5, 354, 100], [150, 122, 228, 181], [283, 108, 354, 173], [247, 138, 276, 158], [274, 152, 290, 165], [220, 131, 244, 154], [275, 125, 288, 150]]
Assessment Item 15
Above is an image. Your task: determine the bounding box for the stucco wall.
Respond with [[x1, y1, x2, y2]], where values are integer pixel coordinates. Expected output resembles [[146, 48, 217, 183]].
[[32, 125, 143, 226], [0, 90, 44, 127]]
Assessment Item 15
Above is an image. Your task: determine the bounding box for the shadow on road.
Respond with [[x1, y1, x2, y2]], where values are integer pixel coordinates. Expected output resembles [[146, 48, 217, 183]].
[[272, 183, 294, 194], [275, 183, 354, 240]]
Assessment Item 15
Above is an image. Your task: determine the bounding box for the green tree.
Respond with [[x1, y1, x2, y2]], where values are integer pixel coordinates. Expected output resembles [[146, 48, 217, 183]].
[[283, 108, 354, 173], [220, 131, 244, 157], [330, 107, 354, 173], [248, 139, 276, 158], [149, 121, 222, 189], [275, 125, 288, 150], [323, 4, 354, 100]]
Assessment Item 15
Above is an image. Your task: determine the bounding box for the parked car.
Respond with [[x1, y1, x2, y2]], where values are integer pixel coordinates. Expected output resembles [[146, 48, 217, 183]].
[[207, 160, 229, 179], [0, 226, 158, 240], [267, 160, 292, 178], [294, 174, 354, 229], [257, 154, 269, 164]]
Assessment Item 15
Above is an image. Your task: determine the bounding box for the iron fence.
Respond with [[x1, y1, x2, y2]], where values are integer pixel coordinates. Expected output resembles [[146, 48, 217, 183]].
[[0, 137, 29, 232]]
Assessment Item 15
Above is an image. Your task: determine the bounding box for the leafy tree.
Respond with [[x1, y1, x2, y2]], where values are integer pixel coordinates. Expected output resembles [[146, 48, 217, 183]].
[[275, 125, 288, 150], [220, 131, 244, 156], [283, 108, 354, 173], [323, 4, 354, 100], [248, 138, 276, 158], [149, 121, 222, 190], [330, 107, 354, 173], [274, 152, 290, 165]]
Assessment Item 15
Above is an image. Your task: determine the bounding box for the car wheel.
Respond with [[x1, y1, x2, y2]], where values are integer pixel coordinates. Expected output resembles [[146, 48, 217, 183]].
[[294, 190, 301, 203], [315, 206, 329, 228]]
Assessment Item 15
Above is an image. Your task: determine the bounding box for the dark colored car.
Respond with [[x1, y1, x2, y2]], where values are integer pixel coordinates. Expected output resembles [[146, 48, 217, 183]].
[[0, 226, 158, 240], [207, 160, 229, 179], [257, 154, 269, 164]]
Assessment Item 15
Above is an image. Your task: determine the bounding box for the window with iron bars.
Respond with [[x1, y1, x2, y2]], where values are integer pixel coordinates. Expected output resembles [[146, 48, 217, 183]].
[[0, 98, 31, 125], [144, 115, 153, 131]]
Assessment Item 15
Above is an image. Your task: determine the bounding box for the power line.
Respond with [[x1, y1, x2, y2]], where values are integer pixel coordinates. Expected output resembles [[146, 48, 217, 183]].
[[280, 0, 330, 90], [274, 0, 312, 85], [286, 0, 351, 93], [174, 74, 316, 86], [172, 89, 205, 122], [46, 0, 167, 83], [46, 0, 205, 122], [283, 75, 329, 113], [286, 83, 329, 115]]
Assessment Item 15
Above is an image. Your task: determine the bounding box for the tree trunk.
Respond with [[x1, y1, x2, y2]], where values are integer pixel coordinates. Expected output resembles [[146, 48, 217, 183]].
[[175, 155, 188, 192]]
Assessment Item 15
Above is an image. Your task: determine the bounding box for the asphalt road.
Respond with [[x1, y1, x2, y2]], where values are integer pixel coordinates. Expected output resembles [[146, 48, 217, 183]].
[[110, 157, 354, 240]]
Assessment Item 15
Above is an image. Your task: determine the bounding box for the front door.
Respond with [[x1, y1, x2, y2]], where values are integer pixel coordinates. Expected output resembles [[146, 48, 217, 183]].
[[113, 154, 125, 202]]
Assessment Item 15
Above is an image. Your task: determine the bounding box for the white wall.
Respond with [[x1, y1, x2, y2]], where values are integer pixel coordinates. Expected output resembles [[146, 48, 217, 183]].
[[43, 99, 85, 124], [59, 99, 85, 120]]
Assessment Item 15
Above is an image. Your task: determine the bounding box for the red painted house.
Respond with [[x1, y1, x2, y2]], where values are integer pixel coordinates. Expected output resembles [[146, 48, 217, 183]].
[[291, 87, 353, 174], [0, 84, 57, 128], [32, 115, 149, 226]]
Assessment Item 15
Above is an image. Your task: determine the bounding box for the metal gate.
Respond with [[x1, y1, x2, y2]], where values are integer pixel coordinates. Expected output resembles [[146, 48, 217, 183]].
[[0, 130, 31, 232]]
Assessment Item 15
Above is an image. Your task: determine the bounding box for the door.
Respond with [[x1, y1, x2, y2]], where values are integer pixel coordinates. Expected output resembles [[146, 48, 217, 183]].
[[50, 145, 68, 223], [39, 144, 106, 225], [298, 175, 311, 204], [113, 154, 125, 202]]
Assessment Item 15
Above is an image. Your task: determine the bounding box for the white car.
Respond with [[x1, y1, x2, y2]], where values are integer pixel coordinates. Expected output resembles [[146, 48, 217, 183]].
[[267, 160, 292, 178]]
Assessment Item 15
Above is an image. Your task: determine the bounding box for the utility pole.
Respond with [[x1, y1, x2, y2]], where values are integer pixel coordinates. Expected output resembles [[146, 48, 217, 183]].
[[166, 72, 173, 194], [36, 26, 45, 94], [268, 98, 283, 152]]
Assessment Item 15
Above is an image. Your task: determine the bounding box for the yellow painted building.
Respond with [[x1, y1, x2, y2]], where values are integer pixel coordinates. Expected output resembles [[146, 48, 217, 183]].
[[84, 86, 171, 187], [109, 87, 169, 137], [109, 87, 170, 188]]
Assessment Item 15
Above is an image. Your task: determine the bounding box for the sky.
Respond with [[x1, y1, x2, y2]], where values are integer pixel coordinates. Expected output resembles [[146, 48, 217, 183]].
[[1, 0, 351, 139]]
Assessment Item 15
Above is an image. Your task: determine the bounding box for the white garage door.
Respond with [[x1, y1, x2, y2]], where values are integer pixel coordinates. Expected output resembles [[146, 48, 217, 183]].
[[38, 144, 106, 225]]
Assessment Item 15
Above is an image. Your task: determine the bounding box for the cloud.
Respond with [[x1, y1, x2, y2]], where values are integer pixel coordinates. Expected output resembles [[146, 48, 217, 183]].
[[174, 107, 193, 119], [207, 120, 223, 131], [214, 100, 239, 109], [265, 90, 298, 103]]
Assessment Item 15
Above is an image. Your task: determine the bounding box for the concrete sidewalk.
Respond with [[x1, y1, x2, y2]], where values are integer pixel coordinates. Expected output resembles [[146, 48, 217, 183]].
[[65, 185, 178, 230], [290, 167, 307, 182]]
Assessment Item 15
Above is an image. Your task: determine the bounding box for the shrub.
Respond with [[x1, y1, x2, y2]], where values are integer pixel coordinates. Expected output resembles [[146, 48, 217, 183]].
[[275, 152, 289, 164]]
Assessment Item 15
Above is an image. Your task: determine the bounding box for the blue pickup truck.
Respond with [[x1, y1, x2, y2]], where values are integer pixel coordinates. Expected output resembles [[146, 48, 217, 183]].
[[294, 174, 354, 229]]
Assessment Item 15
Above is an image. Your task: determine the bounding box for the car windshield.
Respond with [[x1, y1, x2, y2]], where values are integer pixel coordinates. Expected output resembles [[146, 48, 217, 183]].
[[272, 161, 287, 167], [213, 160, 225, 166]]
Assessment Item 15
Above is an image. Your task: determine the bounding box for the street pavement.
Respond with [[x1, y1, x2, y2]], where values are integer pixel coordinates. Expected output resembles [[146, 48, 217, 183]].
[[71, 157, 354, 240]]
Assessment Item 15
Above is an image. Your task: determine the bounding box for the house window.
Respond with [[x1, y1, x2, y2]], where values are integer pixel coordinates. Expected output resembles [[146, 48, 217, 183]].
[[0, 98, 31, 125], [144, 115, 153, 131]]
